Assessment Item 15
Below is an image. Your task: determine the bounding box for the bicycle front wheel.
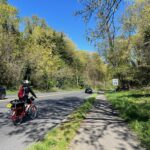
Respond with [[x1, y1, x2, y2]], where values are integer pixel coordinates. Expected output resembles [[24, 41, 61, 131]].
[[28, 105, 37, 119]]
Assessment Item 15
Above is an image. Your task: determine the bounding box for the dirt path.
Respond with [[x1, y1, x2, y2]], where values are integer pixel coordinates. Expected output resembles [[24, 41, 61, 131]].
[[69, 94, 144, 150]]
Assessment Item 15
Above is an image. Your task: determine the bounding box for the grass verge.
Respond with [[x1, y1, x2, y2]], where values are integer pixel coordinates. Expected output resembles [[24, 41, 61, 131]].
[[27, 94, 97, 150], [6, 89, 18, 95], [106, 90, 150, 150]]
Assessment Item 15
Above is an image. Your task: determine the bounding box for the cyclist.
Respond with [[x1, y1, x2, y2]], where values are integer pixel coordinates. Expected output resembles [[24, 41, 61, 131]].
[[18, 80, 37, 111]]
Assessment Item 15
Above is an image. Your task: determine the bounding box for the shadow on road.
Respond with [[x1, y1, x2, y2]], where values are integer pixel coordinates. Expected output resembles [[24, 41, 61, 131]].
[[0, 96, 84, 145], [70, 98, 143, 150]]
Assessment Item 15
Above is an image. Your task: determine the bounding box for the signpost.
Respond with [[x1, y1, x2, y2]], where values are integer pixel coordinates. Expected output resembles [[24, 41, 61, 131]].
[[112, 79, 119, 86]]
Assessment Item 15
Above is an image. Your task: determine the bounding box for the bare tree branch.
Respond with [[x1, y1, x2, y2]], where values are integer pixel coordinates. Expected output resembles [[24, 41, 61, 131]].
[[75, 0, 122, 50]]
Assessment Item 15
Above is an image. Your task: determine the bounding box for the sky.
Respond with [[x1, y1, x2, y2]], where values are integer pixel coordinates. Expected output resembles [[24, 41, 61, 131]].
[[8, 0, 126, 52]]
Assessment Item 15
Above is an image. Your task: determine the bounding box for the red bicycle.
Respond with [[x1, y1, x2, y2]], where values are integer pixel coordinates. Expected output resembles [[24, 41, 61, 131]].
[[7, 97, 37, 125]]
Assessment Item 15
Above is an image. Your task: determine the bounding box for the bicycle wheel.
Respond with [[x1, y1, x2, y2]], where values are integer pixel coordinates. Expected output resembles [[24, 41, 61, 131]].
[[28, 105, 37, 119], [11, 110, 23, 125]]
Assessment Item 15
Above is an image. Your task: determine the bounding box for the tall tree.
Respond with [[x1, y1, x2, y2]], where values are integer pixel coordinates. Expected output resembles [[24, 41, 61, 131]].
[[0, 2, 22, 87], [0, 0, 7, 4], [76, 0, 122, 53]]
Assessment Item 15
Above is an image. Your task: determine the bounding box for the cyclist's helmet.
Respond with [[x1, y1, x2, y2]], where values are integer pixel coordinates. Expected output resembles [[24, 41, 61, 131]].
[[24, 80, 29, 84], [23, 80, 30, 86]]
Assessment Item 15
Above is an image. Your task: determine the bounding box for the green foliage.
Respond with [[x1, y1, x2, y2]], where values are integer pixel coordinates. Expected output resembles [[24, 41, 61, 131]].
[[76, 0, 150, 88], [0, 0, 7, 4], [0, 2, 107, 90], [0, 3, 22, 87], [106, 0, 150, 87], [106, 90, 150, 149], [0, 3, 19, 32]]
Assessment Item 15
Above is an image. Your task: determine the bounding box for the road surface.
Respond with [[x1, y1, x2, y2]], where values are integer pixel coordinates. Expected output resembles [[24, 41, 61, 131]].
[[0, 91, 89, 150]]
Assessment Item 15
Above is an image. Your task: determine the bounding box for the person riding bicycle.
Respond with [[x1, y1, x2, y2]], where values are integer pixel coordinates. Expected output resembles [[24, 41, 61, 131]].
[[18, 80, 37, 111]]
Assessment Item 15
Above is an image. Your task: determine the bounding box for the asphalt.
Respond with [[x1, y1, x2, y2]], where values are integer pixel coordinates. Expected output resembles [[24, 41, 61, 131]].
[[0, 91, 89, 150], [69, 94, 144, 150]]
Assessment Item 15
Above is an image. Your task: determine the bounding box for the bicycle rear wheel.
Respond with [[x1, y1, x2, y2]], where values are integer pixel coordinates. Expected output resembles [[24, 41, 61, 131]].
[[11, 110, 23, 125]]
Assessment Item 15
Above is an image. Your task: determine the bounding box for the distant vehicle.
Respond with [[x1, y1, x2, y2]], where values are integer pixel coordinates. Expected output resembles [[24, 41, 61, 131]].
[[85, 87, 93, 94], [0, 87, 6, 99]]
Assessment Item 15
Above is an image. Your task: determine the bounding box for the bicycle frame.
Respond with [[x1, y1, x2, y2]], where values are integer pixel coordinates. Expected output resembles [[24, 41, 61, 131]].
[[8, 97, 36, 124], [11, 106, 26, 122]]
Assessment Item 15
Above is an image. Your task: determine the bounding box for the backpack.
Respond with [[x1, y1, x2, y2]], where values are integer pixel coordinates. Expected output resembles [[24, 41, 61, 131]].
[[18, 86, 25, 98]]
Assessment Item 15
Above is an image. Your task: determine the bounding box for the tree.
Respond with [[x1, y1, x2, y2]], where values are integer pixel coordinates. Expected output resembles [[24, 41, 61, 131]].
[[0, 2, 19, 33], [0, 2, 23, 87], [76, 0, 122, 53], [0, 0, 7, 4], [0, 2, 107, 90], [105, 0, 150, 87], [24, 16, 47, 36]]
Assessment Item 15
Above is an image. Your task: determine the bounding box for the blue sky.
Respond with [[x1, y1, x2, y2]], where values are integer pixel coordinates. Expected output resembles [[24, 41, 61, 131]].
[[8, 0, 126, 52]]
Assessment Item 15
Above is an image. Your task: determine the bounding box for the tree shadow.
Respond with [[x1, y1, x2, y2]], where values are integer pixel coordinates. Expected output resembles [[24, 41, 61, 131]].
[[0, 96, 85, 146], [70, 99, 143, 150]]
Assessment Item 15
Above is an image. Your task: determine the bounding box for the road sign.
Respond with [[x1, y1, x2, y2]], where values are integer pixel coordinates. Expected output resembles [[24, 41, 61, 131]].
[[112, 79, 119, 86]]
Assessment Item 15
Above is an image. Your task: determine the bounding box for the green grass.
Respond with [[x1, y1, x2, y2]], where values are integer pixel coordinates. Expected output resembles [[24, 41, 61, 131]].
[[27, 94, 97, 150], [106, 90, 150, 150], [6, 89, 18, 95]]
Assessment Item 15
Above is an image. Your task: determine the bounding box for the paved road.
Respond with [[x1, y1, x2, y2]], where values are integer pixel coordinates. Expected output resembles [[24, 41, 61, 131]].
[[69, 95, 144, 150], [0, 91, 89, 150], [2, 91, 82, 101]]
